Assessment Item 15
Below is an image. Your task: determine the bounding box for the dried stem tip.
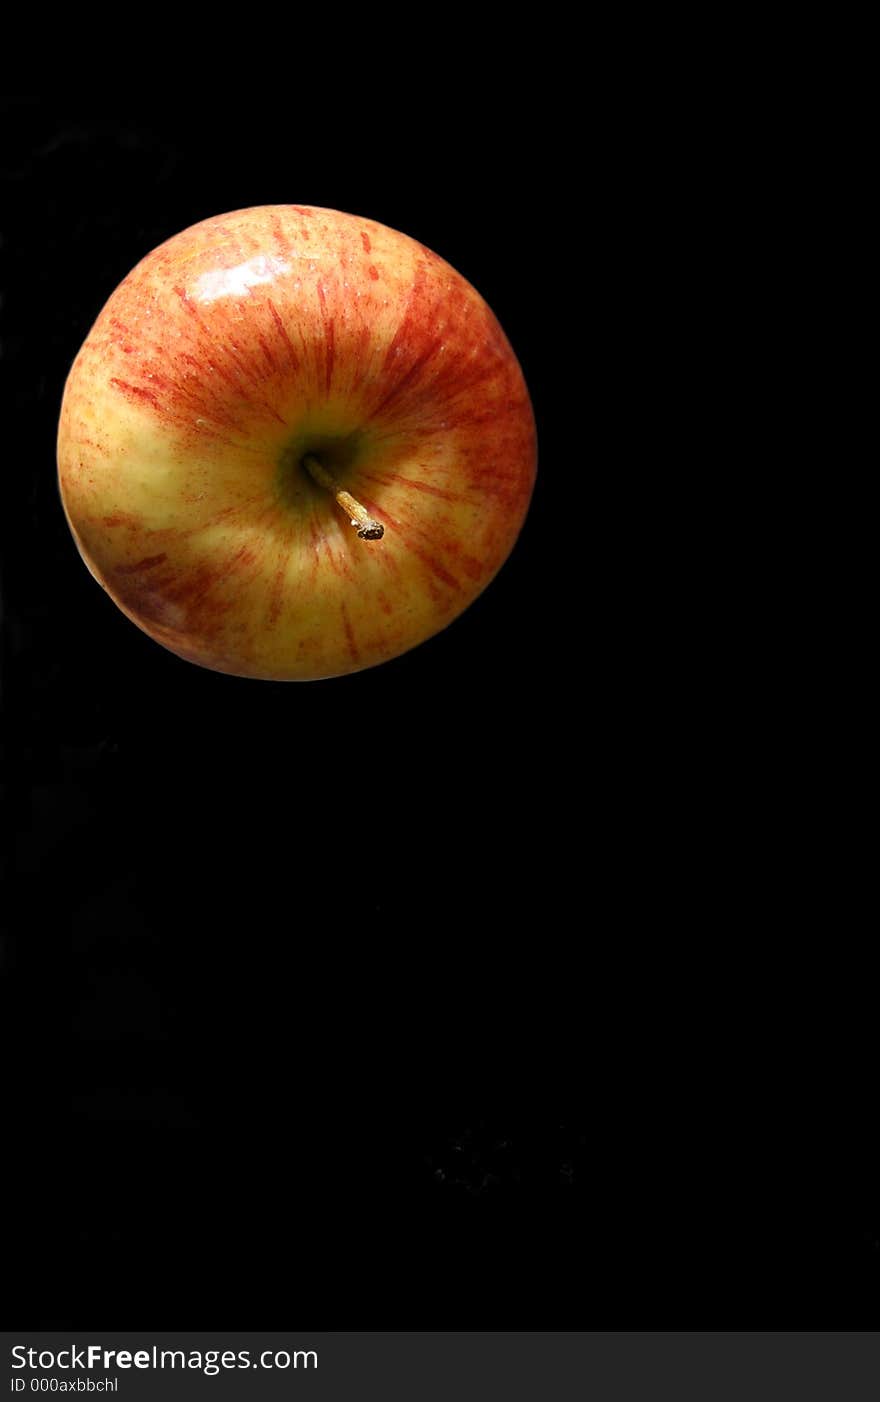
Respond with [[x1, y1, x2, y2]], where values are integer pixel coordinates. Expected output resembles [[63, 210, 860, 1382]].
[[302, 454, 385, 540]]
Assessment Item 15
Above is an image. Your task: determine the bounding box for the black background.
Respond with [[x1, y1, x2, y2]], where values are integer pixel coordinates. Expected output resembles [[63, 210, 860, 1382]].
[[1, 94, 876, 1331]]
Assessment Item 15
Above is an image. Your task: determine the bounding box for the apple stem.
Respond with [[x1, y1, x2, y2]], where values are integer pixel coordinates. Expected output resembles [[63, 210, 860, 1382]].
[[302, 455, 385, 541]]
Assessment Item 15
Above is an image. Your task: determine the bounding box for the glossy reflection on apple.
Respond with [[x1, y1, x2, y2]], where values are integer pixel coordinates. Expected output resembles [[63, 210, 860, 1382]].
[[57, 205, 537, 680]]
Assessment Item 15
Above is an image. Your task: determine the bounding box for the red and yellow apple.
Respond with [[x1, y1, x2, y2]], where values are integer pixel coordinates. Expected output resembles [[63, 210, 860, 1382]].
[[57, 205, 536, 680]]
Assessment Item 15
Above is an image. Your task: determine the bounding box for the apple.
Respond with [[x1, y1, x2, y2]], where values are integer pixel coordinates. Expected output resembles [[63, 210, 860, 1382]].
[[57, 205, 536, 680]]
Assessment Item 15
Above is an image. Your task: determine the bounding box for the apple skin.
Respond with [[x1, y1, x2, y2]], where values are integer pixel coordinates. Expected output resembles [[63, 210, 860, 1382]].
[[57, 205, 536, 680]]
